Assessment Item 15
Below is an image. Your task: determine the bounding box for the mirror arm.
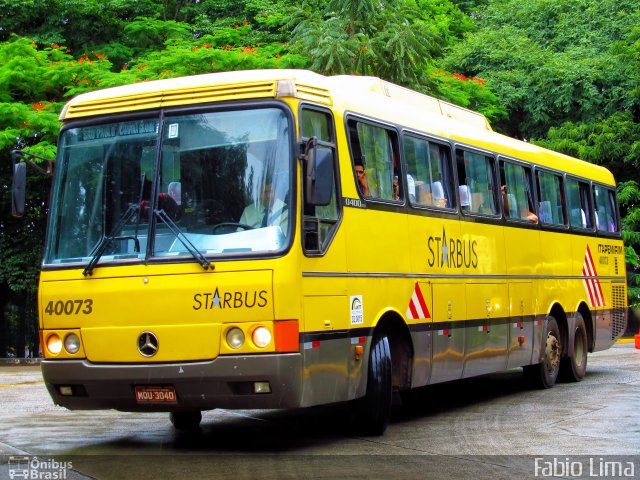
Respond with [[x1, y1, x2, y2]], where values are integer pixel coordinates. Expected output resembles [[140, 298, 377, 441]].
[[11, 150, 53, 177]]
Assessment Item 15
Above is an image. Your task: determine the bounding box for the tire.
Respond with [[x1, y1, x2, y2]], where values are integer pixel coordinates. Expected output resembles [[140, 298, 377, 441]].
[[560, 313, 588, 382], [524, 316, 562, 389], [170, 411, 202, 431], [352, 332, 392, 435]]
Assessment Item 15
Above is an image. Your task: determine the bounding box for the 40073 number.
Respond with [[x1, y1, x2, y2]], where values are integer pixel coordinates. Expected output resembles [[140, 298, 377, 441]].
[[44, 299, 93, 316]]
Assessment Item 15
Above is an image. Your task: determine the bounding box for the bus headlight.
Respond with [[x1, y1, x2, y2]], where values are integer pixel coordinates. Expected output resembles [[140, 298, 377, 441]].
[[226, 327, 245, 349], [252, 327, 272, 348], [46, 334, 62, 355], [64, 333, 81, 354]]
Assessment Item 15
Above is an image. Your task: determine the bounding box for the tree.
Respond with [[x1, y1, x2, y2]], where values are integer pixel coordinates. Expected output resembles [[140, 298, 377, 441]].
[[617, 181, 640, 307], [289, 0, 439, 86], [441, 0, 640, 138]]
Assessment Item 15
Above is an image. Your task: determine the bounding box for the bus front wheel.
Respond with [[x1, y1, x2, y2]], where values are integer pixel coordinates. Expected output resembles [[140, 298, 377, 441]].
[[560, 313, 588, 382], [170, 411, 202, 431], [352, 332, 392, 435], [524, 316, 562, 389]]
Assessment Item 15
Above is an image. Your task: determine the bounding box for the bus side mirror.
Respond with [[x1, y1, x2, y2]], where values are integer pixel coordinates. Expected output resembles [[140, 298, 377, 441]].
[[304, 137, 334, 206], [12, 161, 27, 218]]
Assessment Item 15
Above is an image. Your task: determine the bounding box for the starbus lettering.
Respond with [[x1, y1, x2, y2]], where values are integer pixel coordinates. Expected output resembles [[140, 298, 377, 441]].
[[427, 227, 478, 269], [193, 287, 268, 310]]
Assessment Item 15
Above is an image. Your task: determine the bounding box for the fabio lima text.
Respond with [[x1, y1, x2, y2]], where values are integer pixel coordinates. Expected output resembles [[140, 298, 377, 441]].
[[534, 457, 635, 478]]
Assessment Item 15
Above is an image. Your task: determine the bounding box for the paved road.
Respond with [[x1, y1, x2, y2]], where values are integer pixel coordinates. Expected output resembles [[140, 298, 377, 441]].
[[1, 344, 639, 479]]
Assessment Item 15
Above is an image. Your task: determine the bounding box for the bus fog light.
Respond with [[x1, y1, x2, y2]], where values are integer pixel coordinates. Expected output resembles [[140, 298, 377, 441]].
[[59, 386, 73, 396], [252, 327, 272, 348], [226, 328, 245, 349], [64, 333, 81, 354], [254, 382, 271, 394], [47, 334, 62, 355]]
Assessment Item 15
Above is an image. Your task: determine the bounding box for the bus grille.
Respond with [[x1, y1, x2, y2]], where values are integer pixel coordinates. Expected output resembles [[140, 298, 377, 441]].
[[611, 284, 626, 340], [296, 84, 332, 105], [64, 81, 278, 118]]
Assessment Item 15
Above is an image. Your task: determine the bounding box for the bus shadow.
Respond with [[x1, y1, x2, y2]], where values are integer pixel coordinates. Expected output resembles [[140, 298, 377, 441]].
[[169, 368, 532, 452], [392, 368, 530, 422], [67, 366, 602, 456], [172, 404, 356, 452]]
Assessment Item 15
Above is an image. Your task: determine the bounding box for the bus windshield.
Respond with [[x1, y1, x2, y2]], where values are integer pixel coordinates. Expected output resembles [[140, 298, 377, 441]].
[[44, 107, 293, 266]]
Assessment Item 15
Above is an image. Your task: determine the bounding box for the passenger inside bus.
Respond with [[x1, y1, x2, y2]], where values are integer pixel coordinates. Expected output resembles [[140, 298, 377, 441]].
[[355, 161, 370, 196], [168, 181, 181, 205], [501, 184, 538, 222], [432, 181, 448, 207], [459, 185, 471, 211]]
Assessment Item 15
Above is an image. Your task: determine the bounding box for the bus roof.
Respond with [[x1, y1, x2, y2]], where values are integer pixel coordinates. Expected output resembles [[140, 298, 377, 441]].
[[60, 69, 615, 186]]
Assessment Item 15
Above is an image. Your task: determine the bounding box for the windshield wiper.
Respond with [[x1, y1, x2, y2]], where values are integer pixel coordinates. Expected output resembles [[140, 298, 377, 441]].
[[83, 204, 139, 277], [154, 209, 211, 271]]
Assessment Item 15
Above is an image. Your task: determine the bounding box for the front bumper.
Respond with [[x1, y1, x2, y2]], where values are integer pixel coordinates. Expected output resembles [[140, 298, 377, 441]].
[[41, 353, 303, 412]]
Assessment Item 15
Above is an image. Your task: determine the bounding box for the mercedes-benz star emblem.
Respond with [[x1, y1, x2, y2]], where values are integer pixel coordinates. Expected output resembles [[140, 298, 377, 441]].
[[137, 331, 159, 357]]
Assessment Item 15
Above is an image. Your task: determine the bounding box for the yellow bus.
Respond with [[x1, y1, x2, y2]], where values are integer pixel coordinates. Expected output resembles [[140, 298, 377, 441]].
[[21, 69, 627, 434]]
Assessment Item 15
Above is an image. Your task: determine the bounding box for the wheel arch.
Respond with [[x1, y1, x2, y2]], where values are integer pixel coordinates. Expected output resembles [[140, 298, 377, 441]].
[[374, 309, 414, 391], [576, 301, 595, 352], [548, 302, 568, 357]]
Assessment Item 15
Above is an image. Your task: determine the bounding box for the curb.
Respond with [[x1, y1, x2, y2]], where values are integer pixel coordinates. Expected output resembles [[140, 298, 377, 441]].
[[0, 358, 41, 366]]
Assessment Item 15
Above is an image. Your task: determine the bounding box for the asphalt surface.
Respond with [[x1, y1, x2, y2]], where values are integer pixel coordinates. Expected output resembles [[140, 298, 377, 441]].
[[1, 344, 639, 479]]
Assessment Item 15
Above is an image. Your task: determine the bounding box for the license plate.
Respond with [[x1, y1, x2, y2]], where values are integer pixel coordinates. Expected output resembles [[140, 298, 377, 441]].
[[135, 386, 177, 404]]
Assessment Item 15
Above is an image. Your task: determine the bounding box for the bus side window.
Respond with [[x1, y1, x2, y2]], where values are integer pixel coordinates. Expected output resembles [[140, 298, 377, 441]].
[[566, 178, 593, 229], [594, 184, 619, 233], [404, 135, 454, 209], [536, 170, 565, 226], [301, 108, 340, 253], [456, 149, 497, 215], [500, 160, 537, 222], [348, 119, 399, 202]]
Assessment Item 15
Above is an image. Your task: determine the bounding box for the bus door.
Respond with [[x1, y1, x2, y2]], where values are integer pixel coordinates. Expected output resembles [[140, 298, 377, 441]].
[[463, 282, 509, 377], [506, 281, 535, 368], [430, 283, 465, 383], [299, 106, 351, 407]]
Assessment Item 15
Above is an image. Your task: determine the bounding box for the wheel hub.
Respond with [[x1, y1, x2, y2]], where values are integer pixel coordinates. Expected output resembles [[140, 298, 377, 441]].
[[545, 333, 560, 374]]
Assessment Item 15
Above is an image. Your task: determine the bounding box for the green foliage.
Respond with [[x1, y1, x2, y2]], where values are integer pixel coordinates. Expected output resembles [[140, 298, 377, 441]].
[[122, 17, 193, 54], [442, 0, 640, 138], [427, 67, 507, 123], [617, 181, 640, 305], [289, 0, 440, 86], [0, 0, 160, 54], [533, 112, 640, 181]]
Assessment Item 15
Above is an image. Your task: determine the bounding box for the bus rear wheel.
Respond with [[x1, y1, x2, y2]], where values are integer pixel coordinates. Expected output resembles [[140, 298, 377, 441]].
[[560, 313, 588, 382], [352, 332, 392, 435], [170, 411, 202, 431], [524, 316, 562, 389]]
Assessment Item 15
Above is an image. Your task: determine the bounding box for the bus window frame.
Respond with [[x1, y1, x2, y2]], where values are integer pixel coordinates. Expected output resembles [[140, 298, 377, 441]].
[[401, 130, 457, 214], [454, 145, 501, 219], [154, 100, 298, 261], [345, 113, 406, 207], [565, 174, 596, 234], [592, 181, 621, 238], [534, 166, 569, 231], [299, 103, 343, 256], [498, 155, 539, 225], [47, 100, 300, 269]]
